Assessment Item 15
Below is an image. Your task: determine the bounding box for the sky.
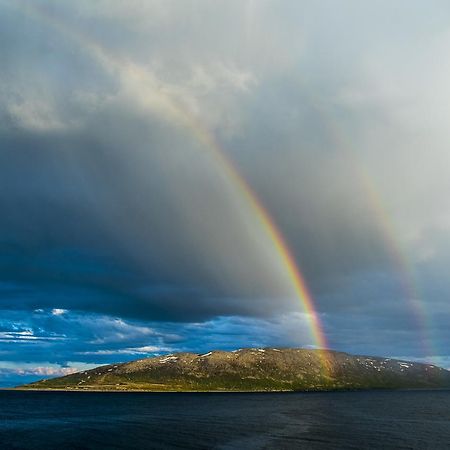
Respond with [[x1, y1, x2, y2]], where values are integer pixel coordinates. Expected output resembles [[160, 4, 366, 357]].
[[1, 0, 450, 387]]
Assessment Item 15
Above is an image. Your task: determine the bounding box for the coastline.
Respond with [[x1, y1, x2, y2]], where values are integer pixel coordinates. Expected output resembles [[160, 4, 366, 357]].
[[9, 386, 450, 393]]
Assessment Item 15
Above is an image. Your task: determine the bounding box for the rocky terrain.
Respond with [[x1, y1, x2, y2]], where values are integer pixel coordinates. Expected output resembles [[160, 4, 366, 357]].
[[18, 348, 450, 392]]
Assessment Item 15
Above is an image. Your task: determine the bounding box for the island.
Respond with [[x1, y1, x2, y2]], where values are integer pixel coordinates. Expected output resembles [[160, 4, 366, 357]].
[[17, 348, 450, 392]]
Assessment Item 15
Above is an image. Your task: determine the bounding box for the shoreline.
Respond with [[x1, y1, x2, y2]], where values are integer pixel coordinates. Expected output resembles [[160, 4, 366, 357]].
[[7, 386, 450, 393]]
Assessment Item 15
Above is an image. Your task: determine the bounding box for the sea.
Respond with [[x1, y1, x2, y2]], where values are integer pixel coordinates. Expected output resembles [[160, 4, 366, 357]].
[[0, 390, 449, 449]]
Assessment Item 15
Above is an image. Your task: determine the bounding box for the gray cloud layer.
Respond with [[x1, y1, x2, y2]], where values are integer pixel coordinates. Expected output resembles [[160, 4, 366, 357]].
[[0, 1, 449, 383]]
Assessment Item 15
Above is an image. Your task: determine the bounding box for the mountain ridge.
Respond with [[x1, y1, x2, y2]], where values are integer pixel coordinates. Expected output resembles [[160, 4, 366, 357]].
[[18, 348, 450, 392]]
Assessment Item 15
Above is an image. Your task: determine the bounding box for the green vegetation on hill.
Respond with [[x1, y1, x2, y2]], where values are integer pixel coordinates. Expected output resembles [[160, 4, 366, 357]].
[[18, 348, 450, 392]]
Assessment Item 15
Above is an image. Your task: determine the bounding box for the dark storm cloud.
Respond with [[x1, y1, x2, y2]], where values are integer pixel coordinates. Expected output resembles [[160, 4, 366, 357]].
[[0, 114, 303, 321], [0, 1, 391, 320]]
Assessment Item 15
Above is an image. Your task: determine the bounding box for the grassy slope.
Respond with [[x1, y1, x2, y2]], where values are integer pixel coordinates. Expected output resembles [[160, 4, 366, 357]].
[[19, 348, 450, 392]]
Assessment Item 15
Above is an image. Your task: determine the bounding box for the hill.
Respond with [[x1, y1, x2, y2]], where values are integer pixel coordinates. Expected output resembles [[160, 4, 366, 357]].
[[18, 348, 450, 392]]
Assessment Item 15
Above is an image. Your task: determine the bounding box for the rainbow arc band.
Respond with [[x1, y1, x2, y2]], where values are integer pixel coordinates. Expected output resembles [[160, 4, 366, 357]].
[[11, 1, 329, 360], [312, 99, 436, 362]]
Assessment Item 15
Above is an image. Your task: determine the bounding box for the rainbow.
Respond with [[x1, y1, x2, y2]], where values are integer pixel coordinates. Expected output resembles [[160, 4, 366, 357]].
[[351, 162, 437, 362], [10, 2, 329, 353], [313, 102, 437, 362]]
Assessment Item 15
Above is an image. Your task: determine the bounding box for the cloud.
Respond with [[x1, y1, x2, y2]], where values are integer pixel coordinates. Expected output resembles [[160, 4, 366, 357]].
[[0, 0, 449, 384], [78, 346, 170, 356], [8, 366, 78, 377]]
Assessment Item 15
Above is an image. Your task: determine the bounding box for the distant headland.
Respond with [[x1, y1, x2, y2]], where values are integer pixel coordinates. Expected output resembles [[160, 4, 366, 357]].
[[17, 348, 450, 392]]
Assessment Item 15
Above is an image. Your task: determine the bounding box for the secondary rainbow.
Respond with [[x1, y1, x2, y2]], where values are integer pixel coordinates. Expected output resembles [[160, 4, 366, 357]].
[[310, 98, 436, 362]]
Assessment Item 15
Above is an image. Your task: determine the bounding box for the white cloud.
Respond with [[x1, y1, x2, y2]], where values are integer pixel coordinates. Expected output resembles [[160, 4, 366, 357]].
[[78, 345, 170, 356], [0, 364, 82, 377]]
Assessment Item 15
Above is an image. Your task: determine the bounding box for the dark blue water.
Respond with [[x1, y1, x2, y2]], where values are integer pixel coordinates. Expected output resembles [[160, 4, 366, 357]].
[[0, 390, 449, 449]]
